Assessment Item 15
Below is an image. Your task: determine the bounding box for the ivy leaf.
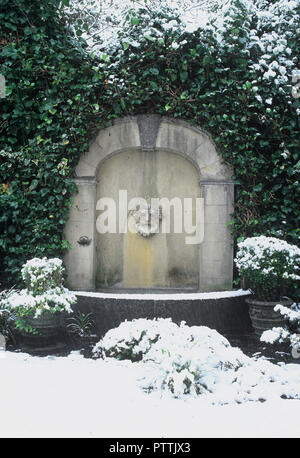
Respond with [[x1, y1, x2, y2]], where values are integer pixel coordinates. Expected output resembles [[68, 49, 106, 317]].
[[180, 91, 188, 100], [150, 68, 159, 76], [180, 71, 188, 83], [120, 99, 126, 110], [145, 35, 155, 42], [131, 17, 140, 26]]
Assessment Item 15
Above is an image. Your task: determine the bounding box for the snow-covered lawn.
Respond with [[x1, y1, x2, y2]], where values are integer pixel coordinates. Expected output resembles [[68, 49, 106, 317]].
[[0, 350, 299, 438]]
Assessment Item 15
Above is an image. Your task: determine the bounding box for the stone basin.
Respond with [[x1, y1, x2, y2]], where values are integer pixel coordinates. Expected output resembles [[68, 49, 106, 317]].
[[74, 289, 252, 336]]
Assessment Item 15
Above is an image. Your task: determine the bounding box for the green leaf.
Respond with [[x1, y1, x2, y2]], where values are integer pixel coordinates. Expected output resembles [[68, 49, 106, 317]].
[[120, 98, 126, 110], [180, 71, 188, 83], [130, 17, 140, 26], [145, 35, 155, 42]]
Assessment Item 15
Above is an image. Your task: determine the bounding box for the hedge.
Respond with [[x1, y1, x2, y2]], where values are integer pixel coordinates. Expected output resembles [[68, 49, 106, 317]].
[[0, 0, 299, 286]]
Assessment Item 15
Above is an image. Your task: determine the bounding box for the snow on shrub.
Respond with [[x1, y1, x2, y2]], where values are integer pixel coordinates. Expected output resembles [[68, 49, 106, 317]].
[[4, 258, 76, 333], [235, 236, 300, 300], [93, 318, 179, 361], [139, 325, 246, 398], [94, 318, 300, 402], [21, 257, 64, 293], [7, 288, 76, 317], [0, 288, 16, 341], [261, 302, 300, 350]]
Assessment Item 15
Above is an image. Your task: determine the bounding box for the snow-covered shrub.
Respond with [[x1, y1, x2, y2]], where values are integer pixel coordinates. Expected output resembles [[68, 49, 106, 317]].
[[261, 302, 300, 350], [4, 258, 76, 333], [93, 318, 179, 361], [22, 257, 64, 293], [94, 319, 246, 396], [235, 236, 300, 300], [94, 318, 300, 402], [0, 288, 16, 342], [140, 325, 246, 398]]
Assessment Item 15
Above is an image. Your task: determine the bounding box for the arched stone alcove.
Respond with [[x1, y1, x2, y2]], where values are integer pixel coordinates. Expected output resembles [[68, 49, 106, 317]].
[[64, 115, 234, 292]]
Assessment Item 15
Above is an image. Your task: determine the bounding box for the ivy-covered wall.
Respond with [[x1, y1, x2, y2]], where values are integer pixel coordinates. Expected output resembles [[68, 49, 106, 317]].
[[0, 0, 102, 284], [0, 0, 299, 286]]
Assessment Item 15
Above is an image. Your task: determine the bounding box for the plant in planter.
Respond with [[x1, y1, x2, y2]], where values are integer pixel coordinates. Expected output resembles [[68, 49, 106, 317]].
[[260, 303, 300, 355], [235, 236, 300, 336], [67, 311, 94, 337], [0, 288, 16, 345], [67, 310, 97, 346], [4, 258, 76, 348]]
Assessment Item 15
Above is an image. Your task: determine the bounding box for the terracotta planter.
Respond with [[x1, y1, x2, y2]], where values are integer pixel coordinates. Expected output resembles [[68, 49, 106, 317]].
[[19, 313, 66, 351], [246, 297, 293, 337]]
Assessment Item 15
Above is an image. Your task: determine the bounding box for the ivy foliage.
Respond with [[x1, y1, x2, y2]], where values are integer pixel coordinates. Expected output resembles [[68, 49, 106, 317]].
[[0, 0, 299, 285], [0, 0, 104, 284]]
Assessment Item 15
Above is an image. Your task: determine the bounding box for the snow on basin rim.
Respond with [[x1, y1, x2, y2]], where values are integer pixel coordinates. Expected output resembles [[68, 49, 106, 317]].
[[73, 289, 251, 301]]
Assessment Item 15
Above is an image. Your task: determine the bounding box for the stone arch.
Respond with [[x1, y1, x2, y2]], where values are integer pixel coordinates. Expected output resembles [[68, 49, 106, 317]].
[[64, 115, 234, 291]]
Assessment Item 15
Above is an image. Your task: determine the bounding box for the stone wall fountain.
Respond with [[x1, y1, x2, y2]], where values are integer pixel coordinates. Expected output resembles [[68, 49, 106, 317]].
[[64, 115, 251, 334]]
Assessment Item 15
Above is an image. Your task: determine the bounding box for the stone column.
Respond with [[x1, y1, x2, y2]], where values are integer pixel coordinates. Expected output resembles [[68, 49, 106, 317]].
[[64, 177, 97, 291], [199, 181, 234, 291]]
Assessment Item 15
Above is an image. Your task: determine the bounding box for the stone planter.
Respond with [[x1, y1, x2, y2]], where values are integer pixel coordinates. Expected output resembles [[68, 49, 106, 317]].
[[19, 313, 66, 352], [246, 297, 293, 337]]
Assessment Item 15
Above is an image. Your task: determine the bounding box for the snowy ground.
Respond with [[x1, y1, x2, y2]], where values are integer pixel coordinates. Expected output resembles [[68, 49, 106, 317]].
[[0, 350, 299, 438]]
